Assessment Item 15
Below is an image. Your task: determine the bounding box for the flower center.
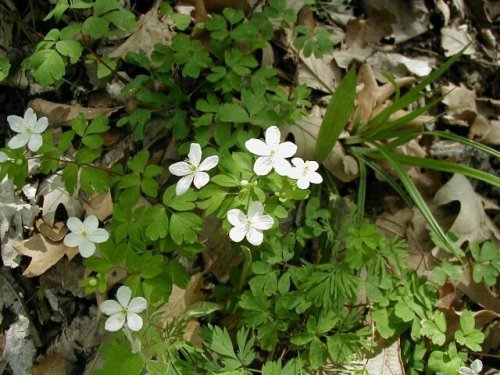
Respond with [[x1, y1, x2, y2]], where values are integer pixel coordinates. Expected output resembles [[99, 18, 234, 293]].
[[81, 230, 88, 238], [302, 164, 310, 175], [269, 147, 277, 157], [187, 161, 198, 172], [244, 218, 253, 230]]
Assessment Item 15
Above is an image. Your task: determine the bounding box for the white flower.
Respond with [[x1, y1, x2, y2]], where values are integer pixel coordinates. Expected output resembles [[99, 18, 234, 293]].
[[99, 286, 147, 332], [168, 143, 219, 195], [458, 359, 483, 375], [227, 201, 274, 246], [245, 126, 297, 176], [63, 215, 110, 258], [7, 108, 48, 152], [288, 158, 323, 189], [0, 151, 10, 163]]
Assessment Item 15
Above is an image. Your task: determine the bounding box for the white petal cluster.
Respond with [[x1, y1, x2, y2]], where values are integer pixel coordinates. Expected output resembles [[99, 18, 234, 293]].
[[63, 215, 110, 258], [288, 158, 323, 189], [7, 108, 49, 152], [169, 143, 219, 195], [227, 201, 274, 246], [244, 126, 322, 189], [99, 286, 147, 332], [245, 126, 297, 176]]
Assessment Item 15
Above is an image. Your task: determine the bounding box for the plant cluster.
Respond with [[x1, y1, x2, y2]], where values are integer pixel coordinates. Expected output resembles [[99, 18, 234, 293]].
[[0, 1, 498, 374]]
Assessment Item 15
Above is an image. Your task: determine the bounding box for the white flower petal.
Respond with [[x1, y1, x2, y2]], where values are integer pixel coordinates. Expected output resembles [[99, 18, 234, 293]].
[[277, 142, 297, 158], [198, 155, 219, 171], [296, 177, 311, 190], [287, 167, 300, 180], [246, 228, 264, 246], [306, 161, 319, 171], [252, 215, 274, 230], [265, 126, 281, 146], [105, 313, 125, 331], [24, 108, 37, 126], [193, 171, 209, 189], [248, 201, 264, 218], [245, 138, 269, 156], [308, 171, 323, 184], [67, 217, 84, 233], [253, 156, 273, 176], [84, 215, 99, 232], [116, 286, 132, 307], [176, 174, 194, 195], [291, 157, 305, 168], [229, 225, 247, 243], [88, 228, 109, 243], [128, 297, 147, 313], [169, 161, 191, 176], [100, 300, 123, 315], [63, 233, 82, 248], [126, 312, 143, 331], [27, 134, 43, 152], [0, 152, 9, 163], [8, 134, 30, 149], [79, 239, 96, 257], [188, 143, 202, 167], [33, 117, 49, 133], [7, 115, 26, 132], [227, 209, 246, 226], [272, 157, 292, 176]]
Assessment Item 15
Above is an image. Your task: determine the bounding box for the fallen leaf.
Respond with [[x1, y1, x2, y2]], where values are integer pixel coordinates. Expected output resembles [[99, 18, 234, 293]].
[[358, 340, 404, 375], [109, 1, 175, 59], [363, 0, 430, 43], [35, 220, 68, 242], [441, 25, 476, 57], [283, 106, 359, 182], [82, 191, 113, 221], [38, 174, 83, 227], [14, 233, 79, 277], [367, 52, 435, 78], [470, 115, 500, 145], [2, 315, 36, 375], [34, 353, 67, 375], [433, 174, 500, 247], [441, 83, 477, 126], [29, 99, 120, 126], [0, 178, 40, 267]]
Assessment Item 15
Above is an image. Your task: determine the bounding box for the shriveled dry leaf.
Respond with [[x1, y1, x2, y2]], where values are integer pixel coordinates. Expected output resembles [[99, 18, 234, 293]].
[[283, 106, 359, 182], [38, 175, 83, 227], [29, 99, 120, 126], [34, 353, 67, 375], [82, 191, 113, 221], [433, 174, 500, 247], [470, 116, 500, 145], [333, 17, 392, 69], [367, 52, 434, 78], [0, 179, 40, 267], [14, 234, 79, 277], [35, 220, 68, 242], [441, 83, 477, 126], [441, 25, 476, 57], [2, 315, 36, 375], [363, 0, 430, 43], [354, 340, 404, 375], [457, 265, 500, 314], [110, 1, 175, 59]]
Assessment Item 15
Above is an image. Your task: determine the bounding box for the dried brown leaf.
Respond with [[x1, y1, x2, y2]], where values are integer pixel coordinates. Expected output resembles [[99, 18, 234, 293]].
[[29, 99, 120, 126], [82, 191, 113, 222], [34, 353, 67, 375], [35, 219, 68, 242], [14, 234, 79, 277]]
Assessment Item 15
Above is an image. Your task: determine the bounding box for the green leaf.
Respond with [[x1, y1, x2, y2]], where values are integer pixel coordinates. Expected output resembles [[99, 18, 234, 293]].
[[144, 205, 169, 240], [55, 39, 83, 64], [87, 116, 110, 134], [75, 147, 101, 164], [169, 212, 202, 245], [80, 166, 110, 194], [28, 49, 65, 85], [82, 134, 104, 149], [316, 67, 356, 162], [82, 16, 110, 39], [290, 332, 314, 345], [141, 177, 158, 197], [197, 185, 227, 215], [171, 13, 192, 30], [104, 10, 137, 32], [92, 343, 145, 375], [218, 104, 249, 123], [0, 57, 11, 81], [211, 174, 240, 187], [93, 0, 120, 17], [44, 0, 69, 22], [163, 185, 197, 211], [62, 163, 78, 195], [309, 337, 326, 368], [128, 151, 149, 172]]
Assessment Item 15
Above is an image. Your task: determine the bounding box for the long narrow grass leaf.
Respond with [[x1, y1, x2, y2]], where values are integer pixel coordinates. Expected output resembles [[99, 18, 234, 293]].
[[356, 157, 367, 220], [316, 68, 357, 162], [373, 143, 457, 255], [424, 131, 500, 159]]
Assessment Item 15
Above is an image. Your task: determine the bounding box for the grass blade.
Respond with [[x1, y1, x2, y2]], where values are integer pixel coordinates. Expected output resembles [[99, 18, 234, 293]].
[[316, 67, 357, 162]]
